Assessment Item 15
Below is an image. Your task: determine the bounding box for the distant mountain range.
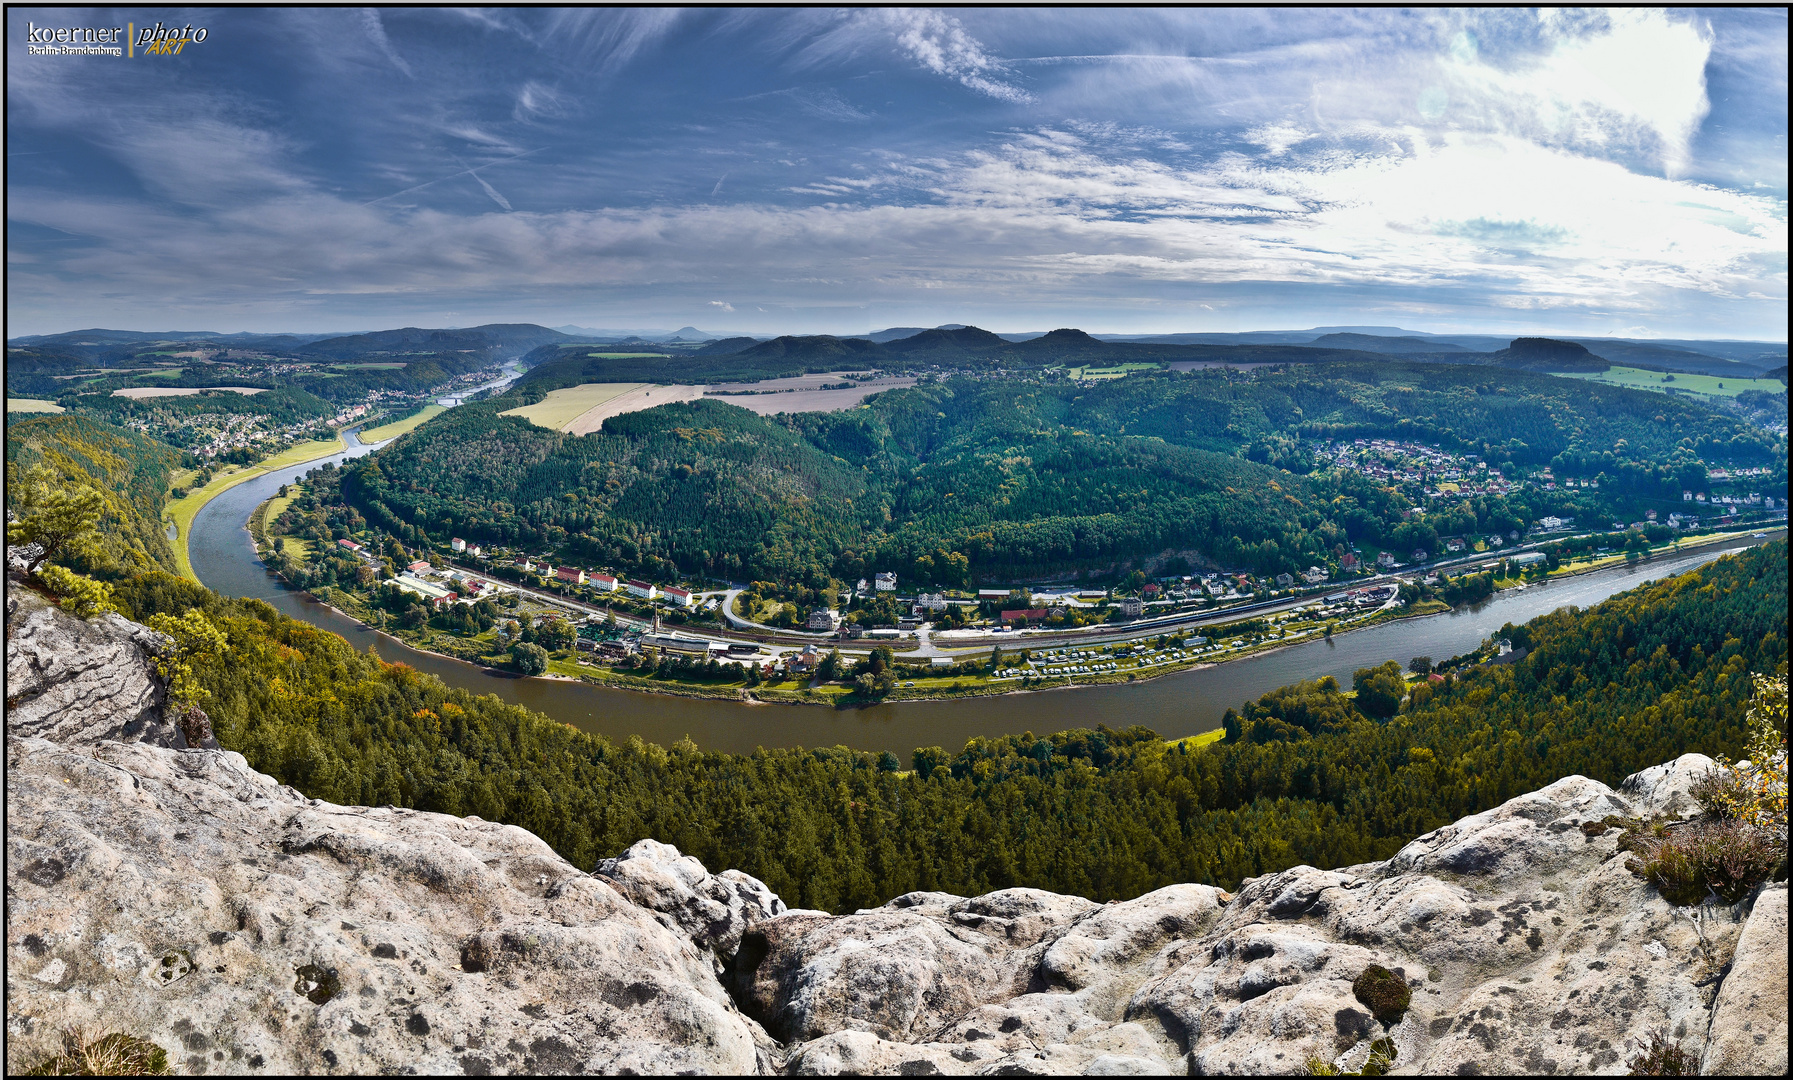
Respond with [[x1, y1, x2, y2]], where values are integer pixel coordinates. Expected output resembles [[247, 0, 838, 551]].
[[9, 321, 1783, 381]]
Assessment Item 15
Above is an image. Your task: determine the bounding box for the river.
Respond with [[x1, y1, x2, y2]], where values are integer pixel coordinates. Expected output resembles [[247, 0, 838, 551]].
[[190, 443, 1775, 758]]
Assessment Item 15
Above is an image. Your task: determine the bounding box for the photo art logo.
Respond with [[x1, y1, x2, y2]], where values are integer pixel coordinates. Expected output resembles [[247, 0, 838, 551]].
[[23, 20, 208, 57]]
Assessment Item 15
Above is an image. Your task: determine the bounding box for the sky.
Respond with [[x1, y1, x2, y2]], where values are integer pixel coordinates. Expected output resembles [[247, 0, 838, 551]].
[[5, 7, 1787, 339]]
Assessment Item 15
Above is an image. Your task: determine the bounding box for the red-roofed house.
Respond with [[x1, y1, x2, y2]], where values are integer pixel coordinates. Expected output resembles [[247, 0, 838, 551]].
[[555, 566, 586, 586], [662, 586, 694, 608], [407, 560, 432, 574], [588, 572, 617, 592], [337, 539, 364, 553]]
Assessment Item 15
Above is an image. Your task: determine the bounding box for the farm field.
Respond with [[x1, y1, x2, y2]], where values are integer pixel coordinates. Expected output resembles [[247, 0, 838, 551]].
[[501, 382, 646, 430], [360, 404, 446, 442], [1564, 364, 1785, 399], [113, 386, 268, 399], [561, 384, 706, 434], [721, 378, 917, 414], [5, 398, 63, 413]]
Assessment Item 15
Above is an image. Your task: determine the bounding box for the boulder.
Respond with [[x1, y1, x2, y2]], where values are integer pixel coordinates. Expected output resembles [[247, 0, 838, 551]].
[[1620, 752, 1720, 820], [595, 838, 786, 964], [3, 736, 769, 1076], [1702, 884, 1787, 1076]]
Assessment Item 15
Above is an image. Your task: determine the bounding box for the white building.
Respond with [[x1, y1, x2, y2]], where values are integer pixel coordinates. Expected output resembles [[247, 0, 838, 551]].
[[450, 538, 467, 553], [588, 572, 618, 593], [663, 586, 695, 608], [625, 579, 657, 600], [394, 574, 455, 607], [874, 572, 898, 591]]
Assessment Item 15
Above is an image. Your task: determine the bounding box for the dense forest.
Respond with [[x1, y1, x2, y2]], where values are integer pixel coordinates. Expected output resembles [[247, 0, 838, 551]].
[[4, 414, 178, 578], [346, 362, 1781, 586], [103, 541, 1786, 913]]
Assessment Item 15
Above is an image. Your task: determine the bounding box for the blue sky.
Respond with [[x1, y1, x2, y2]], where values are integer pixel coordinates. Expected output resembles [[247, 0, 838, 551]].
[[6, 7, 1786, 339]]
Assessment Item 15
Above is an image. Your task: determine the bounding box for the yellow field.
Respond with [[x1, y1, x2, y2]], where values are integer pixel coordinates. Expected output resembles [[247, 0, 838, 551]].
[[164, 434, 346, 582], [1565, 364, 1785, 399], [1169, 729, 1226, 750], [500, 383, 645, 430], [361, 404, 446, 442], [5, 398, 63, 413]]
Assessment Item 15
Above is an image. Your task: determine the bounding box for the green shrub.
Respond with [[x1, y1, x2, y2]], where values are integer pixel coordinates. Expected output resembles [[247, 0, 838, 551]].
[[36, 564, 116, 619], [1351, 965, 1410, 1026], [1625, 818, 1783, 905], [509, 641, 548, 676]]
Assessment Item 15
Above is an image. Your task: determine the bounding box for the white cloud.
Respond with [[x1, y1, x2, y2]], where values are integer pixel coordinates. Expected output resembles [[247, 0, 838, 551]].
[[1443, 10, 1714, 175], [359, 8, 413, 78], [883, 9, 1031, 102], [710, 300, 735, 312], [790, 9, 1031, 102]]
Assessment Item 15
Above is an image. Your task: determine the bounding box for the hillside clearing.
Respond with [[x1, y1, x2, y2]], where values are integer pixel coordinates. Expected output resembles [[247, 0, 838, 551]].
[[500, 382, 647, 430], [113, 386, 268, 399], [6, 398, 64, 413], [1564, 364, 1784, 399]]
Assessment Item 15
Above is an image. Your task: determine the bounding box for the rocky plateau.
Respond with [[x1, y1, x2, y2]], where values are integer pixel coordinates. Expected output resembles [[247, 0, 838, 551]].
[[5, 588, 1785, 1075]]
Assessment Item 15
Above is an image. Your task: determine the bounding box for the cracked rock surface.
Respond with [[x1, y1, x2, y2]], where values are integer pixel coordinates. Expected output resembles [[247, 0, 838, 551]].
[[5, 586, 190, 748]]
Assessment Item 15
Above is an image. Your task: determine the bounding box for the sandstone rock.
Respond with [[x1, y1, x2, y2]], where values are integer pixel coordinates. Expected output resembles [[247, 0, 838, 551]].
[[1621, 752, 1720, 820], [595, 838, 786, 965], [4, 587, 200, 748], [1702, 884, 1787, 1076], [3, 736, 769, 1076]]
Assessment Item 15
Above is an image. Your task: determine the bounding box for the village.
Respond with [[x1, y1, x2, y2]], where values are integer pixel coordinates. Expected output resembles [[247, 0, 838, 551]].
[[125, 409, 337, 462], [1317, 437, 1513, 502]]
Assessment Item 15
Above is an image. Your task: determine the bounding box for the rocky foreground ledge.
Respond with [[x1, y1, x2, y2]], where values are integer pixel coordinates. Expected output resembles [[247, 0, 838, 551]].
[[5, 591, 1786, 1075]]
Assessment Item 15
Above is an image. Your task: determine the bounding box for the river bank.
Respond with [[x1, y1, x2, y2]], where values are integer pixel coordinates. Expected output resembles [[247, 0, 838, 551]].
[[247, 485, 1780, 714], [194, 440, 1782, 756], [275, 563, 1449, 709], [164, 432, 351, 581]]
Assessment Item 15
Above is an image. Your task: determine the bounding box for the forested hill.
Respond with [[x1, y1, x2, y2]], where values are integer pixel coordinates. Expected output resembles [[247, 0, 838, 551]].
[[294, 323, 567, 360], [513, 327, 1400, 386], [109, 536, 1786, 913], [346, 398, 884, 583], [350, 361, 1779, 585], [4, 414, 178, 578]]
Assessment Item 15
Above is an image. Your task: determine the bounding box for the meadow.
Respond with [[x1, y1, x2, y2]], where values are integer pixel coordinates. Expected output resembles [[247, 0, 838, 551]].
[[5, 398, 64, 413], [1565, 364, 1785, 399]]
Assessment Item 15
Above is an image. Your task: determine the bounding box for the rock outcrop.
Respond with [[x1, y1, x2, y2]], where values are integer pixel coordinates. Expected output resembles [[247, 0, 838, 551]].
[[595, 838, 787, 967], [6, 602, 1786, 1075], [4, 586, 199, 748]]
